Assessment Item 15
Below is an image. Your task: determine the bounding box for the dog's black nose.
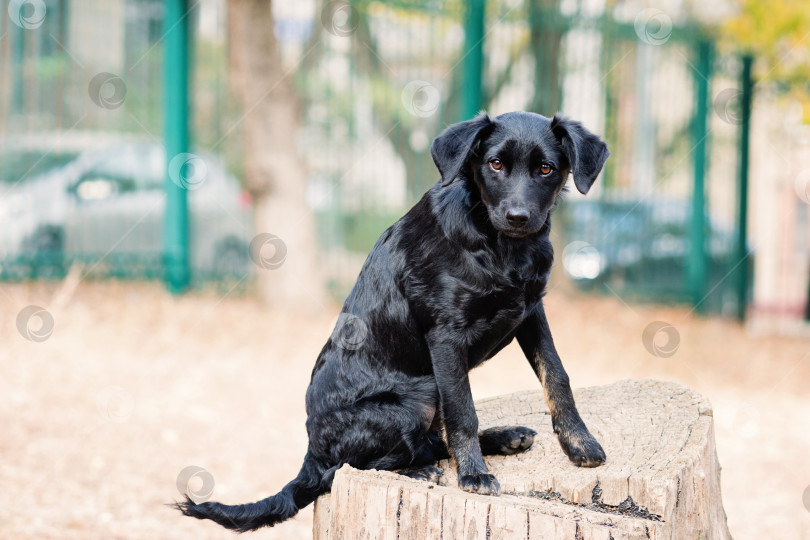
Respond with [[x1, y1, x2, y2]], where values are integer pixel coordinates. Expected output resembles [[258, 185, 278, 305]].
[[505, 209, 530, 227]]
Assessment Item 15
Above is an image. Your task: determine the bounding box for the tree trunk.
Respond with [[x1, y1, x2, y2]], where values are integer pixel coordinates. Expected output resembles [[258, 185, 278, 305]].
[[226, 0, 325, 310], [314, 379, 732, 539]]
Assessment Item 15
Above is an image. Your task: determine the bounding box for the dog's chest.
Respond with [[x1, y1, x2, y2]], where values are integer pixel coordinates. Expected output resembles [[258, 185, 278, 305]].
[[487, 245, 549, 305], [452, 260, 546, 327], [436, 244, 549, 315], [485, 275, 544, 321], [456, 250, 548, 357], [458, 280, 538, 368]]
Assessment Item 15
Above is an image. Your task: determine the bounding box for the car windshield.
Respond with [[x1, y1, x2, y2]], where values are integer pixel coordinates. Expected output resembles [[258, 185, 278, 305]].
[[0, 150, 80, 184], [82, 144, 165, 191]]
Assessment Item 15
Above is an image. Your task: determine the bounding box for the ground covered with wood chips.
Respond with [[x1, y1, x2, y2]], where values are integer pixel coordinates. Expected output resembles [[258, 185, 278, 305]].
[[1, 280, 808, 539]]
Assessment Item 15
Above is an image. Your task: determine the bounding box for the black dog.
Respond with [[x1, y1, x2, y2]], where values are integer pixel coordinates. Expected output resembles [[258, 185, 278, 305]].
[[176, 111, 609, 532]]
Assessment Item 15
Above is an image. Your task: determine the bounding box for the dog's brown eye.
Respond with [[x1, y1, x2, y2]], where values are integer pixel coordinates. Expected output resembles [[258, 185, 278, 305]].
[[489, 159, 503, 171], [538, 164, 553, 176]]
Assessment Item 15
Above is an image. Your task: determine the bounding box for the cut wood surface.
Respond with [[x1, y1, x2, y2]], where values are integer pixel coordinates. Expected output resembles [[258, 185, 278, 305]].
[[313, 379, 732, 540]]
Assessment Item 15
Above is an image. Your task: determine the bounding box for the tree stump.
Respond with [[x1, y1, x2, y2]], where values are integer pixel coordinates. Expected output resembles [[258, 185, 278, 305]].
[[312, 379, 732, 540]]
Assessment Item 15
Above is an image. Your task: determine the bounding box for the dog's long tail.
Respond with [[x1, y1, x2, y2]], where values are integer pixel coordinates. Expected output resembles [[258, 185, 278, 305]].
[[174, 452, 330, 533]]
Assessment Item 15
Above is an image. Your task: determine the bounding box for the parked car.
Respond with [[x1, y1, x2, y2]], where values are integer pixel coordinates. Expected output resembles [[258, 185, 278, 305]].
[[559, 198, 736, 292], [0, 140, 252, 279]]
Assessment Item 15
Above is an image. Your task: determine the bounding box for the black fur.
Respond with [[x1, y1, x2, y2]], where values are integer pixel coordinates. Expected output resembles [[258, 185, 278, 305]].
[[175, 111, 610, 531]]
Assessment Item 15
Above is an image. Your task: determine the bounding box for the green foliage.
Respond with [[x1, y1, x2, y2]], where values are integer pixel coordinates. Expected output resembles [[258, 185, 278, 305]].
[[723, 0, 810, 120]]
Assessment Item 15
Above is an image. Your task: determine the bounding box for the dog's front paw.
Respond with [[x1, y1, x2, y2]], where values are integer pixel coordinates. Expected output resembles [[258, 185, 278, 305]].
[[480, 426, 537, 455], [458, 472, 500, 495], [555, 421, 606, 468]]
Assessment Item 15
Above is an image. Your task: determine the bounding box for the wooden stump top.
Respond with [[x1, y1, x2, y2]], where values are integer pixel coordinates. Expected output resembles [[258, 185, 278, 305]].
[[313, 379, 732, 540]]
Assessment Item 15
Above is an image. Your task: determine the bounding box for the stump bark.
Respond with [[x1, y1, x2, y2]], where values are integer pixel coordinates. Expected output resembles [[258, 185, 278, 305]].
[[313, 379, 732, 540]]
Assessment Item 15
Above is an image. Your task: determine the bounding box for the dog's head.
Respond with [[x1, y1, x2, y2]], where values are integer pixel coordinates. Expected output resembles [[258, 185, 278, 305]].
[[430, 111, 609, 238]]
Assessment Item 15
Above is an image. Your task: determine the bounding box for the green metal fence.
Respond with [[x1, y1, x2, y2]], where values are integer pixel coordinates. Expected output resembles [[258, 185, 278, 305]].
[[1, 0, 246, 288], [299, 1, 752, 314], [1, 0, 751, 315]]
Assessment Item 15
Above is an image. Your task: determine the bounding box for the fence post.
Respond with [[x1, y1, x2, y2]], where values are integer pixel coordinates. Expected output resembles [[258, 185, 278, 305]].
[[461, 0, 485, 120], [734, 55, 753, 321], [163, 0, 191, 293], [12, 20, 24, 114], [687, 40, 712, 311]]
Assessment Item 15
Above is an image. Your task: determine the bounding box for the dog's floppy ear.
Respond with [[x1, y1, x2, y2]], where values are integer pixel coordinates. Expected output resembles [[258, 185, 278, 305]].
[[550, 114, 610, 195], [430, 112, 494, 186]]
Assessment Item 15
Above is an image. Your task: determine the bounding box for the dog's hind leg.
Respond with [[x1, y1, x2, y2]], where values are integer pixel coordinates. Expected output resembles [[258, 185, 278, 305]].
[[394, 425, 536, 484], [389, 429, 445, 484], [479, 426, 536, 455], [394, 425, 536, 485], [398, 464, 443, 483], [310, 390, 443, 478], [419, 427, 536, 458]]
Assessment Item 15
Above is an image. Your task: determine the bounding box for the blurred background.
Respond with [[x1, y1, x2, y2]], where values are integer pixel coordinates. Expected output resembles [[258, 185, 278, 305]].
[[1, 0, 809, 539]]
